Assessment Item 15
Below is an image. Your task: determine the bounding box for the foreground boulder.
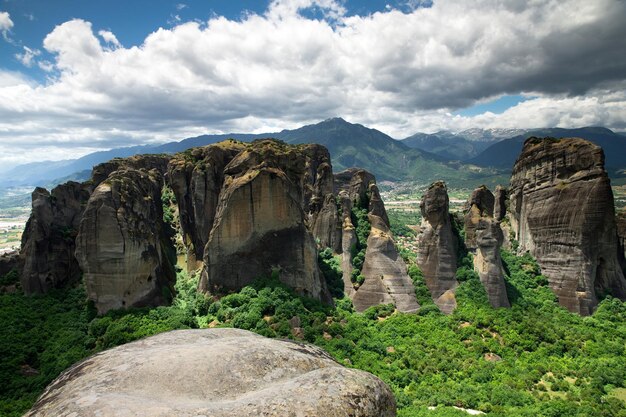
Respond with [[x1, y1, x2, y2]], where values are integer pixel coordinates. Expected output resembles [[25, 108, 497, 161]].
[[509, 137, 626, 314], [25, 329, 396, 417], [20, 182, 91, 293], [416, 181, 458, 313], [75, 168, 176, 314]]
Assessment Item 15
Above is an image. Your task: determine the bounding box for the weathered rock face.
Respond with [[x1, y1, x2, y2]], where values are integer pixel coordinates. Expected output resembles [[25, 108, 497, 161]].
[[334, 169, 419, 312], [91, 154, 171, 187], [0, 251, 20, 278], [416, 181, 458, 314], [75, 168, 176, 314], [494, 185, 508, 222], [20, 182, 91, 293], [311, 193, 342, 253], [198, 140, 332, 304], [25, 329, 396, 417], [509, 137, 626, 314], [352, 214, 420, 313], [464, 186, 510, 308], [472, 217, 510, 308], [167, 143, 245, 270], [464, 185, 495, 250], [617, 210, 626, 270]]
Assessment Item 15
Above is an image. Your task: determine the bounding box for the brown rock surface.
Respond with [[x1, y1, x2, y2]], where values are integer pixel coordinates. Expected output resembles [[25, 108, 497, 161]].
[[472, 217, 510, 308], [25, 329, 396, 417], [494, 185, 508, 222], [617, 210, 626, 269], [464, 185, 495, 250], [91, 154, 171, 187], [20, 182, 91, 293], [352, 214, 420, 313], [199, 140, 332, 304], [334, 169, 418, 312], [75, 168, 175, 314], [416, 181, 458, 314], [509, 137, 626, 314], [0, 251, 20, 278], [167, 142, 245, 270]]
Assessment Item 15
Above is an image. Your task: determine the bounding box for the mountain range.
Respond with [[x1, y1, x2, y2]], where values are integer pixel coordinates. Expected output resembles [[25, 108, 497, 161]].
[[1, 119, 625, 190], [0, 118, 499, 188]]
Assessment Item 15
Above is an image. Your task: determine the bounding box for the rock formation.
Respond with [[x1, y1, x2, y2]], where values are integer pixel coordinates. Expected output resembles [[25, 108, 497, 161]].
[[617, 210, 626, 270], [19, 138, 414, 313], [494, 185, 508, 222], [509, 137, 626, 314], [352, 214, 420, 313], [0, 251, 20, 278], [20, 182, 91, 293], [464, 186, 510, 308], [167, 142, 245, 270], [464, 185, 495, 250], [416, 181, 458, 314], [25, 329, 396, 417], [334, 169, 419, 312], [75, 168, 176, 314], [198, 140, 333, 304]]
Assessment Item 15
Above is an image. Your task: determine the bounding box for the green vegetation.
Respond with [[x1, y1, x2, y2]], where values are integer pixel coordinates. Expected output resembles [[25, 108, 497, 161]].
[[349, 205, 371, 287], [2, 248, 625, 416]]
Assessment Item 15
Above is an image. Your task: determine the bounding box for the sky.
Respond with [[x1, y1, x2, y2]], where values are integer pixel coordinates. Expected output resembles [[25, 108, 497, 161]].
[[0, 0, 625, 168]]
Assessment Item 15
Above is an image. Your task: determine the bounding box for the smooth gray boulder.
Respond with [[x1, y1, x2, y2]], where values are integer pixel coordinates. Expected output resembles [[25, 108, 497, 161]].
[[25, 329, 396, 417]]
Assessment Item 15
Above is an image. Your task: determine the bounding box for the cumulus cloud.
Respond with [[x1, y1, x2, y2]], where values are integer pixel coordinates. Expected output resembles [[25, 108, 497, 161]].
[[15, 46, 41, 67], [0, 11, 13, 40], [0, 0, 625, 167], [98, 30, 122, 48]]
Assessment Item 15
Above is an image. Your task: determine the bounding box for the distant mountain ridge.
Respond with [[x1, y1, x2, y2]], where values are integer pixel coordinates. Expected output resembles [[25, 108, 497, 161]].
[[468, 127, 626, 176], [2, 120, 624, 189], [0, 118, 494, 188]]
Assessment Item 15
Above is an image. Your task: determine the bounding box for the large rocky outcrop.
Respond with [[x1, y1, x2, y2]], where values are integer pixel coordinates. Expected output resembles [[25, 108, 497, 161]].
[[464, 186, 510, 308], [167, 143, 245, 271], [416, 181, 458, 314], [20, 182, 91, 293], [464, 185, 495, 250], [75, 168, 176, 314], [0, 251, 20, 278], [91, 154, 171, 187], [617, 210, 626, 270], [352, 214, 420, 313], [198, 140, 332, 304], [334, 169, 419, 312], [509, 137, 626, 314], [25, 329, 396, 417], [494, 185, 508, 222]]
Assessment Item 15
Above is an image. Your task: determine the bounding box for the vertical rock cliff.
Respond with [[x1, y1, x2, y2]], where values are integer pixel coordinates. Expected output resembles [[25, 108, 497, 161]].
[[617, 210, 626, 271], [197, 140, 332, 304], [334, 169, 419, 313], [167, 143, 246, 271], [464, 186, 510, 308], [20, 182, 91, 293], [75, 168, 176, 314], [416, 181, 458, 314], [508, 137, 626, 314]]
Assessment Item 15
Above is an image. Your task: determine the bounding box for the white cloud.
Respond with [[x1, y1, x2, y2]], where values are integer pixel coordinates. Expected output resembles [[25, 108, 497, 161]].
[[98, 30, 122, 48], [176, 3, 187, 11], [0, 0, 625, 168], [15, 46, 41, 67], [0, 11, 14, 40]]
